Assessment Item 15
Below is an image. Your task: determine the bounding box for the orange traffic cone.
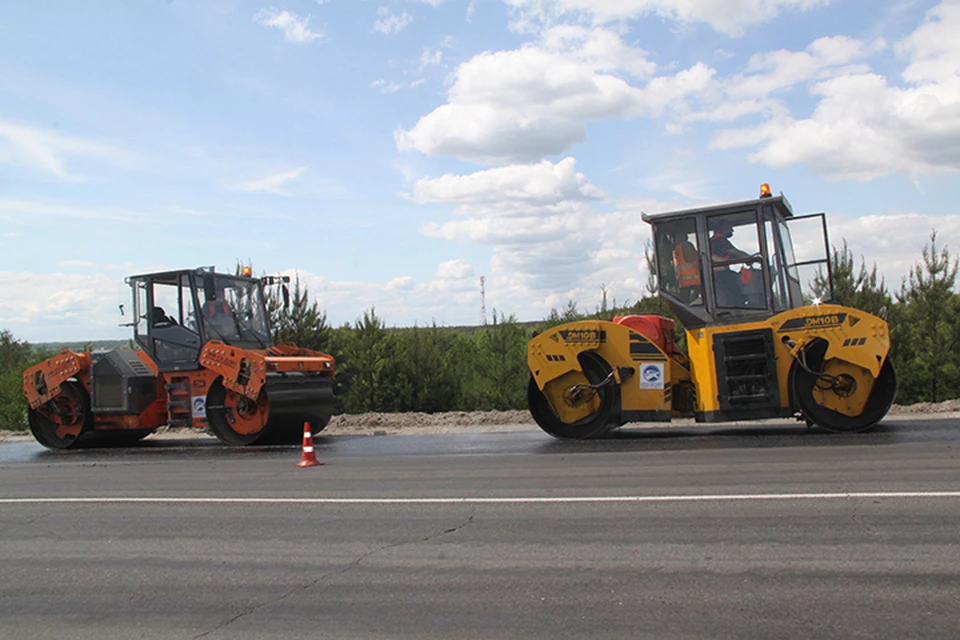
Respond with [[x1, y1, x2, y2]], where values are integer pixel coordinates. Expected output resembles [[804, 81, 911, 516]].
[[297, 422, 323, 468]]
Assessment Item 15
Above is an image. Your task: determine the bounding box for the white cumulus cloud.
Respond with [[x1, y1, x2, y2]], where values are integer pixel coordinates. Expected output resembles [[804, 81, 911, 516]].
[[400, 1, 959, 180], [413, 157, 651, 298], [254, 8, 324, 43], [386, 275, 416, 290], [396, 26, 692, 164], [435, 259, 474, 280], [374, 7, 413, 34], [697, 1, 960, 180], [712, 69, 960, 180], [0, 271, 131, 341], [726, 35, 875, 100], [414, 157, 604, 214], [826, 212, 960, 290]]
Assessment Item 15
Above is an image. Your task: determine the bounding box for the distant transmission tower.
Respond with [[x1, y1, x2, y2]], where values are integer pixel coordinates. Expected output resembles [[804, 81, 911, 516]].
[[479, 276, 487, 326]]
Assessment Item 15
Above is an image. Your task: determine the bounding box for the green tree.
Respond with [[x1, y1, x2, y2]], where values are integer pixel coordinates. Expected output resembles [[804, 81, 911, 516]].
[[449, 331, 489, 410], [389, 323, 462, 412], [0, 331, 43, 431], [890, 231, 960, 403], [268, 276, 331, 353], [327, 325, 354, 414], [538, 300, 582, 332], [477, 311, 528, 409], [339, 307, 393, 413]]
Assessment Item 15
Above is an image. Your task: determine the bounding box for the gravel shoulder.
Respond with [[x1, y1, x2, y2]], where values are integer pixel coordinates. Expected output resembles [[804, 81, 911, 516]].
[[2, 402, 958, 442]]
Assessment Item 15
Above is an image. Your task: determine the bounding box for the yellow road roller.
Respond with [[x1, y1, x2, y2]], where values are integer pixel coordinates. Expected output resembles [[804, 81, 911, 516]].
[[527, 185, 896, 438]]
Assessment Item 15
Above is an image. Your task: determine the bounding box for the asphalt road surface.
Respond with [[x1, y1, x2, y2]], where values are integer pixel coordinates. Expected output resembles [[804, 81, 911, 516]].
[[1, 416, 959, 639]]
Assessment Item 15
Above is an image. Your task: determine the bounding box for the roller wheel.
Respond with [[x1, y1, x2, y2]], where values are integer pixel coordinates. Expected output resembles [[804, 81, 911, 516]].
[[206, 379, 269, 446], [28, 381, 92, 450], [791, 340, 897, 433], [528, 351, 619, 439]]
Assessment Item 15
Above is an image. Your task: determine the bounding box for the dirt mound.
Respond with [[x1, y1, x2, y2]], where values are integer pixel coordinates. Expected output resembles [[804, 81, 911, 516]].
[[327, 410, 532, 429], [889, 399, 960, 414], [324, 410, 534, 435]]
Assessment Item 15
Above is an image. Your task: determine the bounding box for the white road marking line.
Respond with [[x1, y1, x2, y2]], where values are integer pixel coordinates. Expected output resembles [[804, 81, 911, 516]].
[[1, 491, 959, 505]]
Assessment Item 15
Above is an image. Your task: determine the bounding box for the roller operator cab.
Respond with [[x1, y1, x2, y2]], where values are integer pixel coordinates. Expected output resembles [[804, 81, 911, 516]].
[[23, 267, 335, 450], [526, 186, 896, 439]]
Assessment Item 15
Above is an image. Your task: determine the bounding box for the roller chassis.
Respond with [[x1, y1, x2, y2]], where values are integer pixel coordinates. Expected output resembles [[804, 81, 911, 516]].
[[528, 305, 895, 439], [22, 267, 335, 449]]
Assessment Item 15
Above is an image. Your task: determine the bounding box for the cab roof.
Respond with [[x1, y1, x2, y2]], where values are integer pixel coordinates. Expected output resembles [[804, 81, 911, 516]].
[[125, 266, 258, 286], [641, 194, 794, 224]]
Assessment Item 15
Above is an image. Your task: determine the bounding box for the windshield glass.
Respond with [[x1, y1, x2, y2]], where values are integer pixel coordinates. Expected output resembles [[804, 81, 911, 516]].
[[707, 211, 765, 309], [199, 275, 271, 347], [765, 218, 788, 312]]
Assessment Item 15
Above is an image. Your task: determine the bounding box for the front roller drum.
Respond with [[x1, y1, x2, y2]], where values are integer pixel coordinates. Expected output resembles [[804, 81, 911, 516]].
[[528, 351, 620, 439], [206, 374, 334, 446], [28, 380, 93, 450], [792, 340, 897, 433], [206, 380, 270, 446]]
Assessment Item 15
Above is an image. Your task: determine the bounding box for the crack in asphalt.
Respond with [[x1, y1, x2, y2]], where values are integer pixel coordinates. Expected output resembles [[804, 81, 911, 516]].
[[192, 507, 477, 639], [431, 510, 476, 539]]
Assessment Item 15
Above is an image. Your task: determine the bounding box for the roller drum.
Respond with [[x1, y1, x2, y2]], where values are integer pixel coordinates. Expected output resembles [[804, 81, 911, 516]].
[[262, 372, 335, 442]]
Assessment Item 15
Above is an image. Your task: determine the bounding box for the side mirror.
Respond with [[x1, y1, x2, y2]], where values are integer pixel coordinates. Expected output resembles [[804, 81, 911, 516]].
[[203, 273, 216, 302]]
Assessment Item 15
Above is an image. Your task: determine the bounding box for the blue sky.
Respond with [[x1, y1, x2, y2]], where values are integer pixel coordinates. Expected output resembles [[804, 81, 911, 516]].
[[2, 0, 958, 342]]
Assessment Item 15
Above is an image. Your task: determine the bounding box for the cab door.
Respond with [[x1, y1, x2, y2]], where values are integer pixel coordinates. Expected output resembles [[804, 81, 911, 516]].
[[781, 212, 833, 307], [133, 274, 203, 371]]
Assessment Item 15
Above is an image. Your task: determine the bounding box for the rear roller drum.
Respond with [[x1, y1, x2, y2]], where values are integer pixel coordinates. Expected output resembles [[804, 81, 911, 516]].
[[206, 380, 269, 446], [256, 375, 335, 444], [28, 381, 92, 450], [792, 340, 897, 433], [528, 351, 620, 439]]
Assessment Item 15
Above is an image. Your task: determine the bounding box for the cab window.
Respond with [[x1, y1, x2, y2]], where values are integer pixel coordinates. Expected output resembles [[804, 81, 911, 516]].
[[707, 212, 764, 309], [655, 218, 702, 306], [149, 275, 202, 366]]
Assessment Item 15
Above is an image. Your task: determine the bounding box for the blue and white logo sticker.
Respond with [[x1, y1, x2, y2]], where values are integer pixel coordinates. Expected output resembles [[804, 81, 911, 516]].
[[192, 396, 207, 418], [639, 363, 665, 389]]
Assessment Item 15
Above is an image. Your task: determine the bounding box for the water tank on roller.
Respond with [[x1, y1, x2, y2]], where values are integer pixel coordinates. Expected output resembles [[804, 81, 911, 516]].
[[612, 315, 675, 355]]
